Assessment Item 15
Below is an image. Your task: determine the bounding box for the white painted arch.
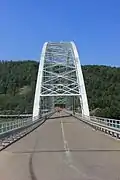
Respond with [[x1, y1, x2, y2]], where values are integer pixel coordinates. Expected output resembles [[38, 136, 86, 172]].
[[32, 42, 90, 121]]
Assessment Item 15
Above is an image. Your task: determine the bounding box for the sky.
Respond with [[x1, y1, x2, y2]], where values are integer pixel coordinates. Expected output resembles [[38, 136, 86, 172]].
[[0, 0, 120, 66]]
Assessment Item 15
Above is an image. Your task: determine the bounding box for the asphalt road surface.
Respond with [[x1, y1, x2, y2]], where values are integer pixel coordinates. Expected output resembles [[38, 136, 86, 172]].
[[0, 111, 120, 180]]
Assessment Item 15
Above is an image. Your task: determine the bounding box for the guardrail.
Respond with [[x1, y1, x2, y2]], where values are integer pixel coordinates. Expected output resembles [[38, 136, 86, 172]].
[[90, 116, 120, 129], [0, 117, 32, 135], [0, 114, 32, 118], [66, 111, 120, 139], [0, 111, 55, 150]]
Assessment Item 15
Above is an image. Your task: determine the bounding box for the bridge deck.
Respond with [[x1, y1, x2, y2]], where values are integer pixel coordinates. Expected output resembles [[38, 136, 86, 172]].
[[0, 112, 120, 180]]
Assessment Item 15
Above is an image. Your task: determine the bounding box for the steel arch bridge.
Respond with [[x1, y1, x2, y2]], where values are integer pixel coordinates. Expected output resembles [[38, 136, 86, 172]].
[[1, 42, 120, 180], [32, 42, 90, 121]]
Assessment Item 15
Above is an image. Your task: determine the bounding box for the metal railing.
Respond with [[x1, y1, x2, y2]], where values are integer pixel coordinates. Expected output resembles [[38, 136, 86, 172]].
[[0, 117, 32, 135], [90, 116, 120, 129], [0, 111, 55, 136], [0, 114, 32, 118], [66, 111, 120, 139], [0, 111, 55, 150]]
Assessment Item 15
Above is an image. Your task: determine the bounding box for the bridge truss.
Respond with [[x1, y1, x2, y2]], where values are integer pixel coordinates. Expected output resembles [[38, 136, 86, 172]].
[[32, 42, 90, 121]]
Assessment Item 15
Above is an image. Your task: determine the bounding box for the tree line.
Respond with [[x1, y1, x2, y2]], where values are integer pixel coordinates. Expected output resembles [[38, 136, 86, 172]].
[[0, 60, 120, 119]]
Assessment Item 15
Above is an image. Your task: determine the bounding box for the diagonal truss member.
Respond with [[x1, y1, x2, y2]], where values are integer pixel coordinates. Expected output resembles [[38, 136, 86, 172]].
[[32, 42, 90, 121]]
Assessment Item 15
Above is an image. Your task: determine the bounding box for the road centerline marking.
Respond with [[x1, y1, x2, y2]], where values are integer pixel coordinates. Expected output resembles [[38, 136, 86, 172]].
[[60, 118, 102, 180]]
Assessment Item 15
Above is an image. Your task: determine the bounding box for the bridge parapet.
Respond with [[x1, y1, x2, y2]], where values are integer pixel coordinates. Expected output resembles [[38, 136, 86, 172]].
[[65, 110, 120, 139]]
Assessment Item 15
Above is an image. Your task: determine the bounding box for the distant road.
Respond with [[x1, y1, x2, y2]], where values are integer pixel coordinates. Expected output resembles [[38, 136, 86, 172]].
[[0, 112, 120, 180]]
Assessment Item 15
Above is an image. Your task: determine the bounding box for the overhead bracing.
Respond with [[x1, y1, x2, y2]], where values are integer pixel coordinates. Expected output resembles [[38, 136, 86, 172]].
[[32, 42, 90, 121]]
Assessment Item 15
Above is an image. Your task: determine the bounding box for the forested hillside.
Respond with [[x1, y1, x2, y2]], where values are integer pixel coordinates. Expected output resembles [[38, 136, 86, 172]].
[[0, 61, 38, 114], [83, 65, 120, 119], [0, 60, 120, 119]]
